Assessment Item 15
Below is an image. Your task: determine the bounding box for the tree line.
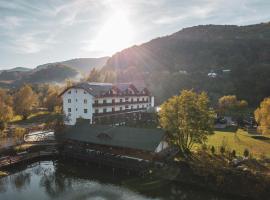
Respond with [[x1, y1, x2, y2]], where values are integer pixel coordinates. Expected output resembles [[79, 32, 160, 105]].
[[0, 84, 62, 133]]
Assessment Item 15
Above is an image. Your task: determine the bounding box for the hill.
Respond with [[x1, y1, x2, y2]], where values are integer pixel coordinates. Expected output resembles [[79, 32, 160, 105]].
[[0, 57, 109, 87], [101, 23, 270, 105], [36, 57, 109, 74], [16, 64, 79, 85]]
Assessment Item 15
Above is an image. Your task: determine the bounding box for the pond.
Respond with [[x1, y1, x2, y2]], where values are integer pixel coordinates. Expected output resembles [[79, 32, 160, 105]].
[[0, 159, 235, 200]]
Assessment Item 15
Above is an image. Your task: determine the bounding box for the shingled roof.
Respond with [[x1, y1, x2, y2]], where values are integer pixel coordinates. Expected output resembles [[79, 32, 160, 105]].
[[63, 125, 165, 152], [59, 82, 149, 97]]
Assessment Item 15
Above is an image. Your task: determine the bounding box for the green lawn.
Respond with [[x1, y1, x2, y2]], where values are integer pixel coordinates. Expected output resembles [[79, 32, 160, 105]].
[[205, 128, 270, 158]]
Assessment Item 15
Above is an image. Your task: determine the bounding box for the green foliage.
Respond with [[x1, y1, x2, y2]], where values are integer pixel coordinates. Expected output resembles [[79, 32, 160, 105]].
[[255, 97, 270, 135], [159, 90, 215, 156]]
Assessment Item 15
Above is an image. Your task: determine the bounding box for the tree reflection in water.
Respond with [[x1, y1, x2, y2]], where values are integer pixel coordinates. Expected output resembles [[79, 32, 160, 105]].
[[10, 172, 31, 191], [0, 160, 234, 200]]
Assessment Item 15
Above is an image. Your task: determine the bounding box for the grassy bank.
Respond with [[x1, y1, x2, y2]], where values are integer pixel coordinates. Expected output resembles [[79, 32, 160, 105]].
[[205, 128, 270, 158]]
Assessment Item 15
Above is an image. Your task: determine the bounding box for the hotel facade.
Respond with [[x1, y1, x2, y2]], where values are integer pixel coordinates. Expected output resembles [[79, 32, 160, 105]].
[[60, 82, 154, 125]]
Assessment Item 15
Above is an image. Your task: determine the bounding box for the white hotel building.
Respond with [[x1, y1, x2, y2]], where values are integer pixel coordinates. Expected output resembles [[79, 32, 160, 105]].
[[60, 82, 154, 125]]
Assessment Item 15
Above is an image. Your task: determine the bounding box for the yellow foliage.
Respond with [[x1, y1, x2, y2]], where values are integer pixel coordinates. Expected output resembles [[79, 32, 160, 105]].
[[255, 97, 270, 135]]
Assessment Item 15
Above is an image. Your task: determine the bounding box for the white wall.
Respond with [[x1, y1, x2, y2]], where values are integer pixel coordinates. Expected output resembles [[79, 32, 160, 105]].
[[62, 88, 93, 125]]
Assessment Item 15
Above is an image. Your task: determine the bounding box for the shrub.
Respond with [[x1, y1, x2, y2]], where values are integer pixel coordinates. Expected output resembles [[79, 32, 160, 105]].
[[220, 146, 225, 155], [13, 127, 27, 142], [231, 150, 236, 158], [211, 146, 215, 154], [201, 144, 208, 151], [0, 121, 7, 132], [244, 149, 249, 158]]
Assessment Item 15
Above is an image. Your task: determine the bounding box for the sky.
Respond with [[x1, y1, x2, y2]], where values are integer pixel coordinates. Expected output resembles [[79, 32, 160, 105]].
[[0, 0, 270, 69]]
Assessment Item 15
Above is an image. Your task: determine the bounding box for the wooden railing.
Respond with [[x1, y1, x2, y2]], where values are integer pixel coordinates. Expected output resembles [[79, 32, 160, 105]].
[[0, 150, 58, 168]]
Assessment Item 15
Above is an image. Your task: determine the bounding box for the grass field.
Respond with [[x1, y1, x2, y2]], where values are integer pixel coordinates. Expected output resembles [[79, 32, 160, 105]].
[[205, 128, 270, 158]]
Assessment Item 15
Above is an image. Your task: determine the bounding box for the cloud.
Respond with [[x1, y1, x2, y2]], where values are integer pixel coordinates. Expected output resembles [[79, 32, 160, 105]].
[[0, 16, 23, 29]]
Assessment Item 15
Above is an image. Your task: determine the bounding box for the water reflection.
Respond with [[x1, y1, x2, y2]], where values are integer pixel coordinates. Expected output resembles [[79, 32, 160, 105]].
[[0, 160, 234, 200]]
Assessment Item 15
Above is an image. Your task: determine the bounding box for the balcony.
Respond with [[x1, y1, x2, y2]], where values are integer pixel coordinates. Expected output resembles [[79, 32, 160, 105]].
[[93, 108, 147, 117], [93, 100, 149, 107]]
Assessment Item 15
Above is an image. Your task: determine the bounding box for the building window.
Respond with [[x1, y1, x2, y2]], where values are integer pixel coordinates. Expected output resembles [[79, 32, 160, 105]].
[[76, 108, 78, 111], [95, 100, 98, 104], [131, 105, 133, 109], [125, 97, 128, 102], [103, 108, 107, 113], [75, 90, 77, 93], [95, 109, 99, 113], [84, 99, 87, 104], [68, 90, 71, 94], [120, 99, 123, 103], [131, 98, 133, 102], [112, 107, 115, 112], [120, 107, 122, 111], [137, 105, 139, 109], [142, 105, 144, 108], [103, 99, 107, 104], [112, 99, 115, 104], [68, 108, 71, 112], [142, 97, 145, 101], [125, 105, 129, 109], [68, 99, 71, 103], [84, 109, 88, 113], [76, 99, 78, 102], [137, 98, 139, 102]]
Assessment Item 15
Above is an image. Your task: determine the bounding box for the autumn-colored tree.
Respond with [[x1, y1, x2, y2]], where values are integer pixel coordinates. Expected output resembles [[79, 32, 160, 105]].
[[0, 88, 13, 106], [44, 86, 62, 112], [0, 100, 14, 122], [218, 95, 248, 116], [13, 85, 38, 119], [255, 97, 270, 135], [159, 90, 215, 156], [87, 68, 100, 82]]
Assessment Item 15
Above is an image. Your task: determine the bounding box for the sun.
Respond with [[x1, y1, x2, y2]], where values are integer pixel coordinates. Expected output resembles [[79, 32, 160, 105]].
[[89, 10, 134, 55]]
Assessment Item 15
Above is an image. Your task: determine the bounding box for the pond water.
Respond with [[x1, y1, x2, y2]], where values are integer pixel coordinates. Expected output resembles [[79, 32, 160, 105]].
[[0, 160, 235, 200]]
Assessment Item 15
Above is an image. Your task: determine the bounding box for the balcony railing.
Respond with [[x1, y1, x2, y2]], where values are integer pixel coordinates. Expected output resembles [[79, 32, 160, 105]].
[[93, 108, 147, 117], [93, 100, 150, 107]]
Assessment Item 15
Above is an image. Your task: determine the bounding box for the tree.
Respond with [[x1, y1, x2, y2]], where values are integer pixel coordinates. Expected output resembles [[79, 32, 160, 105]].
[[44, 86, 62, 112], [218, 95, 248, 115], [0, 100, 14, 122], [87, 68, 100, 82], [255, 97, 270, 135], [159, 90, 215, 156], [13, 85, 38, 119]]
